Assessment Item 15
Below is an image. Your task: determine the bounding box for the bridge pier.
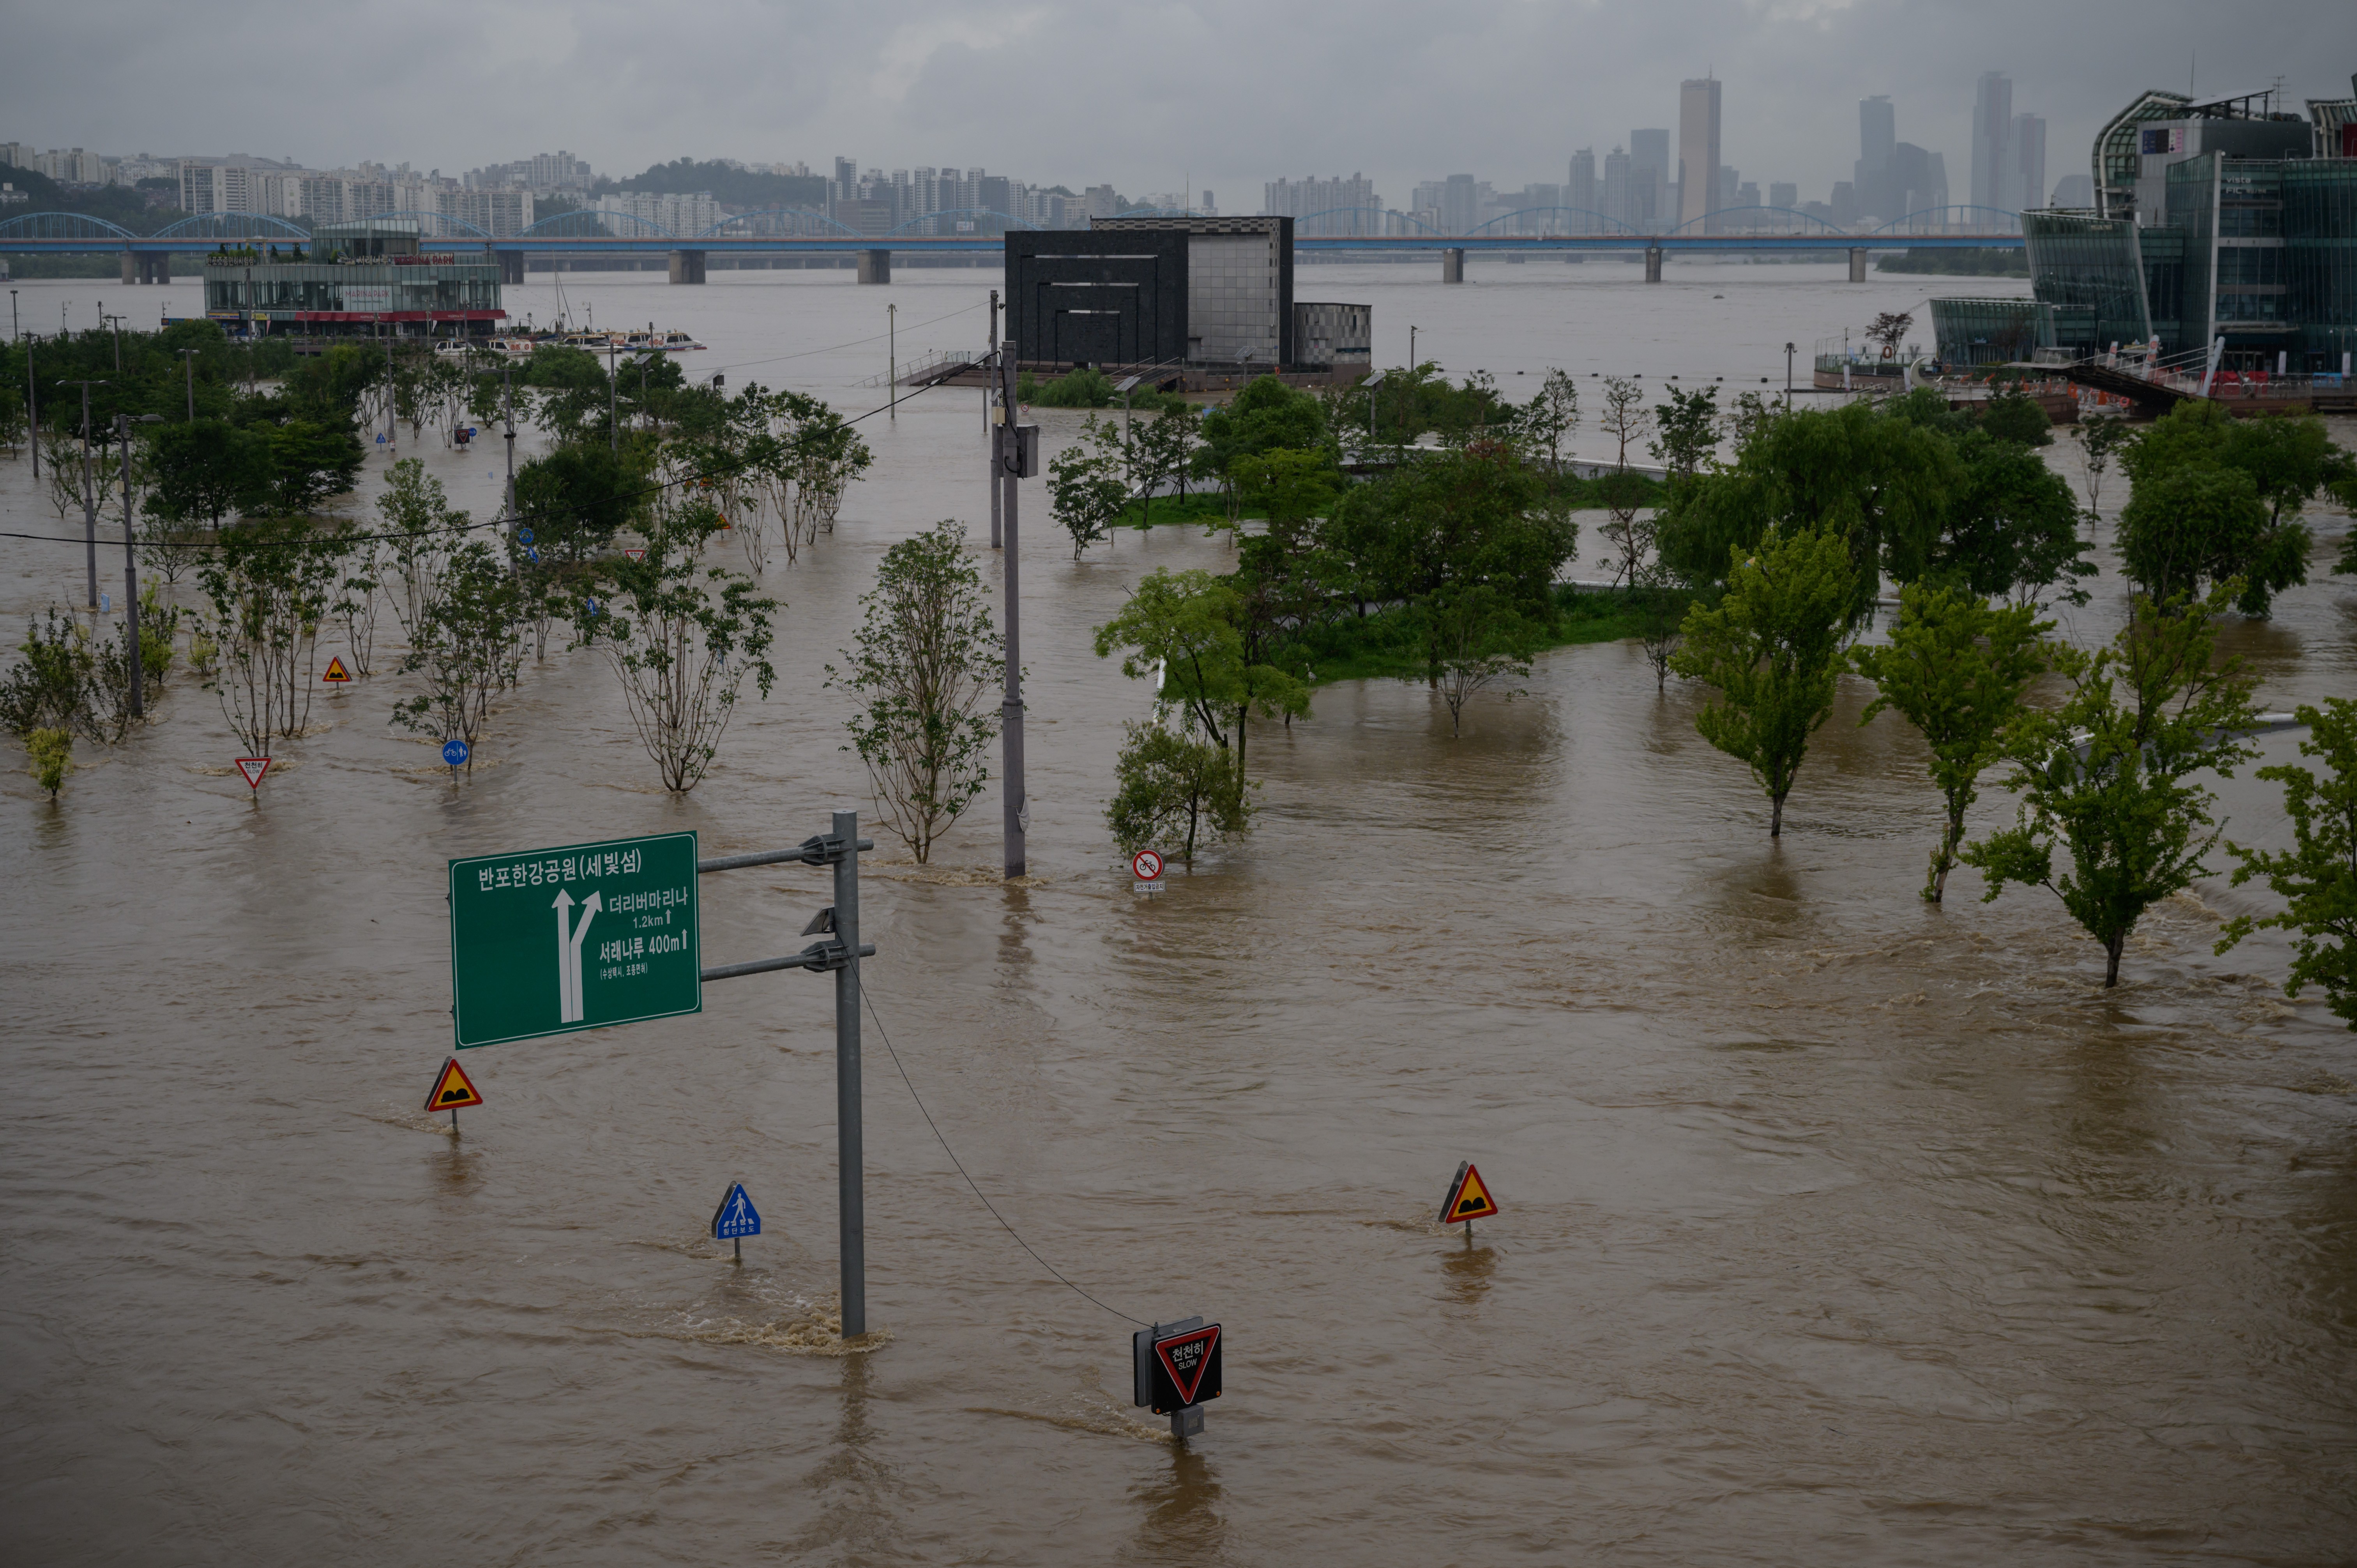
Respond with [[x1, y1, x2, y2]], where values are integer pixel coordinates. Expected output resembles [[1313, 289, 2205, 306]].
[[668, 249, 708, 285], [143, 252, 170, 284], [496, 249, 526, 285], [1440, 247, 1465, 284], [121, 249, 138, 286], [857, 248, 892, 285], [1644, 245, 1663, 283], [1848, 247, 1867, 283]]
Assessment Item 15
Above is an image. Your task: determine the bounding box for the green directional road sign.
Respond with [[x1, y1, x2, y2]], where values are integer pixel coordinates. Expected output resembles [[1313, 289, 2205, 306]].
[[449, 831, 701, 1048]]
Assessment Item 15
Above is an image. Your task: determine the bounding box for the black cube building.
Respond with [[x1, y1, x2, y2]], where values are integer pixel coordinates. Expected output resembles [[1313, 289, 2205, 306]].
[[1004, 228, 1189, 367]]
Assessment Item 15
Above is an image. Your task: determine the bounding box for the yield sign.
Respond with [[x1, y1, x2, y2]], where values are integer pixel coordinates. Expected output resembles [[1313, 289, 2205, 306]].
[[423, 1056, 484, 1111], [234, 757, 271, 789], [1439, 1161, 1500, 1225], [1154, 1323, 1223, 1408]]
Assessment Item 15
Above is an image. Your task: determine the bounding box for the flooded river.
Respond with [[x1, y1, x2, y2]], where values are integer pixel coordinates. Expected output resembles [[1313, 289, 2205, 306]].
[[4, 264, 2354, 1564]]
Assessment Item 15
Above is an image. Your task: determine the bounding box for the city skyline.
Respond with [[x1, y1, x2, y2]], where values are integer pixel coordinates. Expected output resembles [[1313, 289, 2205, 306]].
[[0, 0, 2344, 226]]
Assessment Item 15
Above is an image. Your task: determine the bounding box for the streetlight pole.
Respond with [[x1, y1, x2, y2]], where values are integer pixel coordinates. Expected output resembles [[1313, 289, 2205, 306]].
[[104, 313, 124, 372], [24, 331, 35, 482], [1785, 341, 1795, 409], [179, 347, 198, 421], [116, 412, 160, 718], [887, 302, 896, 420], [60, 379, 107, 609], [1363, 369, 1387, 450], [606, 339, 618, 455], [997, 344, 1028, 879], [987, 290, 1001, 549]]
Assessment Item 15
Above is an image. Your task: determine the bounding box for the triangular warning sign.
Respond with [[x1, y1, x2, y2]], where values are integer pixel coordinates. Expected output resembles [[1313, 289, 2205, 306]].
[[234, 757, 271, 789], [1439, 1161, 1500, 1224], [1155, 1324, 1221, 1407], [423, 1056, 484, 1112], [322, 656, 352, 683]]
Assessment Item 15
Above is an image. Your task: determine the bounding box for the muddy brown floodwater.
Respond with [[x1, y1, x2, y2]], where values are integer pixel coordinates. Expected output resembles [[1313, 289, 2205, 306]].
[[3, 268, 2355, 1564]]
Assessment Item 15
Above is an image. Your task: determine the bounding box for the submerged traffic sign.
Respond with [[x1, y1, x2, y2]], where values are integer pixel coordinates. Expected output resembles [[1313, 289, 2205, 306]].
[[424, 1056, 484, 1111], [234, 757, 271, 789], [323, 656, 352, 683], [1439, 1161, 1500, 1225], [1134, 1319, 1223, 1420], [441, 739, 469, 768], [711, 1182, 762, 1240], [447, 831, 701, 1049]]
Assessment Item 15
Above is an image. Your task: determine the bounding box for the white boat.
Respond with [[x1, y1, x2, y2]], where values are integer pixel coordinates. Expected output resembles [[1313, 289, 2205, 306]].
[[654, 330, 706, 352]]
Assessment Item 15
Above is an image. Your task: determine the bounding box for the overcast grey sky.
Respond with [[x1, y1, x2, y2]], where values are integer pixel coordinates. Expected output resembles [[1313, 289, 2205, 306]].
[[6, 0, 2352, 207]]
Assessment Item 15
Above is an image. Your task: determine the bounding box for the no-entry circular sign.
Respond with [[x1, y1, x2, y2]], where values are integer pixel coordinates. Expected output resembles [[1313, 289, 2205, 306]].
[[1132, 850, 1164, 882]]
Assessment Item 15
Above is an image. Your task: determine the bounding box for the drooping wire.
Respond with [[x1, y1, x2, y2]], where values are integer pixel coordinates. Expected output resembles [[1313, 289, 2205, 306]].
[[855, 973, 1149, 1327]]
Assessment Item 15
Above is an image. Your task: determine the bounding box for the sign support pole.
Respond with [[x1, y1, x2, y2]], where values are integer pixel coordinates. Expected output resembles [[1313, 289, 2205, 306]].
[[998, 345, 1027, 879], [832, 808, 866, 1339]]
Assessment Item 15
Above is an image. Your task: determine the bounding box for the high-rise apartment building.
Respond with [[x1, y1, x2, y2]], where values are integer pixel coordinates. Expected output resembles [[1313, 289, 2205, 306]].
[[1439, 173, 1478, 234], [1602, 147, 1633, 230], [1629, 129, 1670, 228], [1769, 181, 1797, 211], [1263, 173, 1380, 234], [1679, 78, 1723, 231], [1567, 149, 1597, 224]]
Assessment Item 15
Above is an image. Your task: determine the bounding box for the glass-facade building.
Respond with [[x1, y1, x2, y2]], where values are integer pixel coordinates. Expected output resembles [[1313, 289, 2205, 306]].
[[1961, 93, 2357, 371], [1929, 297, 2054, 365], [200, 217, 507, 337]]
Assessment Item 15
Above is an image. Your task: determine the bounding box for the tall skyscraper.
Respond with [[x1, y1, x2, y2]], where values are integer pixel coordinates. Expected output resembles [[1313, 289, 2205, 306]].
[[1860, 97, 1895, 174], [1568, 148, 1597, 226], [1971, 72, 2012, 210], [1603, 146, 1633, 230], [1679, 77, 1722, 231], [2012, 113, 2046, 213], [1629, 128, 1670, 229]]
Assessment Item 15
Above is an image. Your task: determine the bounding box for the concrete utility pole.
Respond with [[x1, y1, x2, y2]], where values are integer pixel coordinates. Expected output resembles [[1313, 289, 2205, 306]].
[[179, 346, 199, 421], [25, 334, 35, 481], [887, 302, 896, 420], [384, 324, 396, 454], [606, 339, 619, 455], [116, 411, 154, 718], [61, 379, 106, 608], [997, 345, 1028, 879], [831, 809, 867, 1339], [502, 362, 519, 553]]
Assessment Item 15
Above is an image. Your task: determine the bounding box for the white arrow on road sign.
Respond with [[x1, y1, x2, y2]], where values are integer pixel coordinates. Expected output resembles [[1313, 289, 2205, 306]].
[[553, 889, 601, 1023]]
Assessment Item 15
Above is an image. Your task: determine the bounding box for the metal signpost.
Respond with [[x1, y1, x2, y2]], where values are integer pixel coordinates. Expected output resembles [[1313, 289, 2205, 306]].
[[1438, 1160, 1500, 1241], [445, 813, 879, 1338], [423, 1056, 484, 1132], [712, 1181, 762, 1263], [1132, 849, 1164, 895], [1134, 1317, 1223, 1440]]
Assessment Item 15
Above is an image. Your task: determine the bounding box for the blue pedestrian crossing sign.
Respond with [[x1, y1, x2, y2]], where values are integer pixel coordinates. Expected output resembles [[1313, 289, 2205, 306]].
[[712, 1182, 762, 1240]]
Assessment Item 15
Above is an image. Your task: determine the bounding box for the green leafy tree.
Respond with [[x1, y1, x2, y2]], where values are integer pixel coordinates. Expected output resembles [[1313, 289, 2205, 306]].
[[198, 516, 345, 757], [2215, 698, 2357, 1029], [389, 541, 523, 776], [0, 386, 25, 456], [1933, 431, 2094, 608], [0, 610, 93, 740], [1649, 386, 1721, 480], [1231, 447, 1343, 550], [1657, 397, 1961, 622], [1094, 567, 1308, 786], [1415, 584, 1541, 738], [1960, 586, 2262, 987], [1195, 375, 1332, 521], [1669, 525, 1857, 837], [2117, 464, 2302, 616], [27, 726, 71, 799], [1513, 369, 1581, 489], [1105, 719, 1251, 862], [260, 420, 364, 515], [1849, 583, 2051, 902], [1048, 428, 1129, 559], [2073, 412, 2130, 518], [573, 501, 778, 794], [828, 521, 1004, 862], [1977, 390, 2053, 447]]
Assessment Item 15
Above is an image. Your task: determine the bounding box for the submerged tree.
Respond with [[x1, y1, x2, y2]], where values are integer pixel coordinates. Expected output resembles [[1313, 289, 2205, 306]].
[[829, 521, 1004, 862], [1669, 525, 1856, 837], [390, 541, 524, 777], [2216, 697, 2357, 1029], [575, 500, 778, 794], [198, 517, 344, 757], [1413, 583, 1541, 738], [1048, 427, 1128, 559], [1848, 583, 2050, 902], [1961, 586, 2262, 987], [1106, 717, 1251, 862]]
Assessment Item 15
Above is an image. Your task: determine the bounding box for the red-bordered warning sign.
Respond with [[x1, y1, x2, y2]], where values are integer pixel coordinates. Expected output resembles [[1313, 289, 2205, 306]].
[[1152, 1323, 1222, 1410], [1439, 1161, 1499, 1224], [234, 757, 271, 789], [1132, 849, 1164, 882], [423, 1056, 484, 1112], [322, 656, 353, 683]]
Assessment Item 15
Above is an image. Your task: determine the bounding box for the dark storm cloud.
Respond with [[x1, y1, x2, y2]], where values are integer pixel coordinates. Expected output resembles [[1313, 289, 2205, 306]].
[[5, 0, 2349, 204]]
